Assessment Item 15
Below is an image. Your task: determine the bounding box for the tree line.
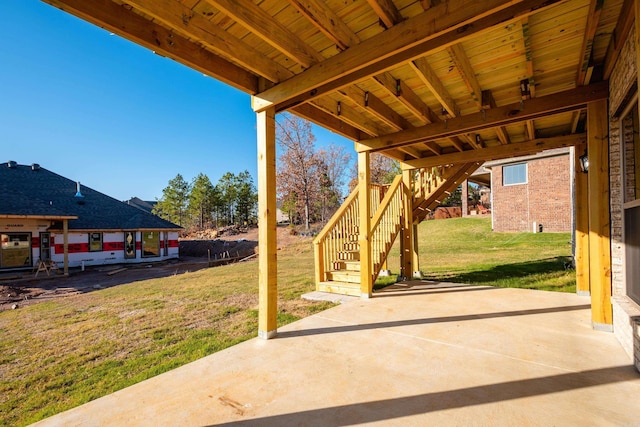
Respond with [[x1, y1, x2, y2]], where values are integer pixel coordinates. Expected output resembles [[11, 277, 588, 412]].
[[153, 171, 257, 229]]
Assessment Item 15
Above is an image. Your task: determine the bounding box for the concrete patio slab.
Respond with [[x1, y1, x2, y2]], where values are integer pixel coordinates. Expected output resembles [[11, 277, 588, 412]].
[[32, 282, 640, 426]]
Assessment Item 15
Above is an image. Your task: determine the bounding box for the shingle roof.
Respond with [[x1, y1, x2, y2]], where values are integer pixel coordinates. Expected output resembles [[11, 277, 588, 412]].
[[0, 162, 181, 230]]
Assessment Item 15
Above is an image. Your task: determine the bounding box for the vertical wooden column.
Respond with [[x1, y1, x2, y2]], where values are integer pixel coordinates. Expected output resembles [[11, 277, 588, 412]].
[[574, 141, 590, 296], [63, 219, 69, 276], [358, 152, 372, 298], [412, 223, 421, 277], [257, 107, 278, 339], [587, 99, 612, 330], [401, 169, 414, 278]]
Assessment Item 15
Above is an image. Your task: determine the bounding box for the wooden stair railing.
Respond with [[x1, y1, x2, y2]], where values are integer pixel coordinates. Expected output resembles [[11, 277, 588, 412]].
[[369, 174, 403, 285], [313, 184, 386, 290]]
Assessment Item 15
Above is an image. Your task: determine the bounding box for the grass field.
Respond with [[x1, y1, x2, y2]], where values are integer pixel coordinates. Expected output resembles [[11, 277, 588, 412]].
[[0, 217, 574, 426]]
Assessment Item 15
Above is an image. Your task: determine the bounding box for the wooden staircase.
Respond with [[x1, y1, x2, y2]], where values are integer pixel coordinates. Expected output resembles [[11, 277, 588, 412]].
[[313, 163, 482, 296]]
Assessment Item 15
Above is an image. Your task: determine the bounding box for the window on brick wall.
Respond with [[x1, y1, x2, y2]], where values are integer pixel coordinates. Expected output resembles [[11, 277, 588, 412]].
[[503, 163, 527, 185], [622, 99, 640, 306]]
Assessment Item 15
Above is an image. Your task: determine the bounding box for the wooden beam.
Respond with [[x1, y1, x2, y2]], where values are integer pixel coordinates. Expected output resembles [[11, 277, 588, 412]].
[[577, 0, 604, 86], [574, 142, 590, 296], [205, 0, 322, 68], [367, 0, 404, 28], [256, 106, 278, 339], [340, 86, 411, 131], [123, 0, 292, 83], [521, 16, 536, 97], [410, 57, 460, 117], [373, 73, 439, 124], [403, 134, 586, 169], [289, 0, 360, 50], [422, 141, 443, 155], [495, 126, 511, 145], [525, 120, 536, 140], [587, 99, 612, 329], [290, 103, 364, 141], [448, 43, 482, 107], [253, 0, 563, 112], [358, 152, 373, 298], [356, 82, 608, 152], [43, 0, 258, 93], [401, 170, 414, 277], [312, 98, 381, 136], [603, 0, 634, 79], [398, 145, 423, 159], [448, 137, 466, 152]]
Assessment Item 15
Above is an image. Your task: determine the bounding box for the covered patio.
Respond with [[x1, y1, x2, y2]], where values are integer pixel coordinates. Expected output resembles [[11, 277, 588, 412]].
[[33, 282, 640, 426]]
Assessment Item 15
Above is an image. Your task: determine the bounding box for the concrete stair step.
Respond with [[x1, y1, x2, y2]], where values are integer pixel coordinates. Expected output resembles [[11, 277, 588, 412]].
[[317, 281, 361, 296]]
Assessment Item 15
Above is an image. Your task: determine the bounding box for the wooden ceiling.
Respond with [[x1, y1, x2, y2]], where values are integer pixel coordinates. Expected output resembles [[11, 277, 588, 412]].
[[43, 0, 629, 167]]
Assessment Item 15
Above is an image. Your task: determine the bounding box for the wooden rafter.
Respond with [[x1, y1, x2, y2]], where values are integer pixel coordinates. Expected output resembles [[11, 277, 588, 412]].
[[312, 98, 382, 137], [340, 86, 410, 131], [205, 0, 323, 68], [577, 0, 605, 86], [356, 82, 608, 152], [410, 57, 460, 117], [290, 104, 364, 141], [124, 0, 293, 83], [373, 73, 439, 124], [253, 0, 564, 112], [404, 134, 586, 169], [43, 0, 258, 93], [447, 43, 482, 107], [366, 0, 403, 28], [603, 0, 634, 79], [521, 16, 536, 98], [288, 0, 360, 50]]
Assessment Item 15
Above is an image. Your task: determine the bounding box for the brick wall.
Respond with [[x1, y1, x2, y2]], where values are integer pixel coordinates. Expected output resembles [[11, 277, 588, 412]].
[[491, 154, 572, 232], [609, 24, 640, 371]]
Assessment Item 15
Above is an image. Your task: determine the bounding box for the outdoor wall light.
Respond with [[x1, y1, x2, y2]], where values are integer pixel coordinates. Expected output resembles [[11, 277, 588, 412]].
[[579, 149, 589, 173]]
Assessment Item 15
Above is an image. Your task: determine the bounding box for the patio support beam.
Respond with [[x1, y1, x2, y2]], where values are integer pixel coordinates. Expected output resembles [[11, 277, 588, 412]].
[[575, 141, 590, 296], [63, 219, 69, 276], [358, 152, 373, 298], [357, 82, 608, 154], [401, 170, 415, 279], [412, 224, 420, 277], [587, 99, 612, 330], [257, 106, 278, 339]]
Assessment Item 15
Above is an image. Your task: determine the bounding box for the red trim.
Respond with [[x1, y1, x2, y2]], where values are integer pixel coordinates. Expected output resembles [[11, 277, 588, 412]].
[[104, 241, 125, 251], [53, 243, 89, 253], [168, 240, 179, 248], [32, 237, 40, 246]]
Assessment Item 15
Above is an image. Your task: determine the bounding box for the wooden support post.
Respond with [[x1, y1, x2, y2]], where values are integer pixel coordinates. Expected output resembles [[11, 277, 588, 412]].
[[412, 223, 420, 277], [401, 170, 414, 279], [587, 99, 612, 330], [574, 141, 590, 296], [63, 219, 69, 276], [358, 152, 372, 298], [257, 106, 278, 339]]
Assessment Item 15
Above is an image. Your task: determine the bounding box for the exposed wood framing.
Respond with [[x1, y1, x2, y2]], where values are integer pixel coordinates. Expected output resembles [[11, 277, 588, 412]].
[[603, 0, 634, 79], [290, 103, 364, 140], [587, 99, 612, 329], [123, 0, 293, 83], [403, 134, 586, 169], [205, 0, 322, 68], [356, 82, 608, 153], [252, 0, 564, 112], [401, 170, 415, 277], [521, 16, 536, 98], [288, 0, 360, 50], [44, 0, 259, 93], [367, 0, 403, 28], [577, 0, 605, 86], [448, 43, 482, 107], [410, 57, 460, 117], [373, 73, 439, 123]]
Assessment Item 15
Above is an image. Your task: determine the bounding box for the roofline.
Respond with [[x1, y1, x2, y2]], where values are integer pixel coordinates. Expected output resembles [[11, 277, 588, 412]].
[[0, 214, 78, 220]]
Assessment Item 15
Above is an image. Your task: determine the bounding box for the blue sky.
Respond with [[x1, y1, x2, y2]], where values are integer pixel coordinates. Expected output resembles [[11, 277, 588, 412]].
[[0, 1, 354, 201]]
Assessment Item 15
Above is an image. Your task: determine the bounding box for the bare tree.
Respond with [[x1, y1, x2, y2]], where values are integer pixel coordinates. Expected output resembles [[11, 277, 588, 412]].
[[348, 153, 400, 191], [276, 114, 320, 230], [317, 143, 352, 199]]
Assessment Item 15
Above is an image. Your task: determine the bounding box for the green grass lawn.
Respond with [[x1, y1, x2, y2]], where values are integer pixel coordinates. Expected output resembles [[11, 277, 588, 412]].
[[0, 217, 574, 426], [387, 216, 575, 292]]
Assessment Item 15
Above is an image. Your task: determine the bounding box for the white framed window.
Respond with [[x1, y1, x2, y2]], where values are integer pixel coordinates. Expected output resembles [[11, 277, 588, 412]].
[[503, 163, 527, 186]]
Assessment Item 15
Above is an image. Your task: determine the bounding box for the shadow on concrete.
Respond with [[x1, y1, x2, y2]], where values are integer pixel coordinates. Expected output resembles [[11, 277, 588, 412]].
[[374, 282, 499, 298], [276, 304, 591, 339], [210, 365, 637, 426]]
